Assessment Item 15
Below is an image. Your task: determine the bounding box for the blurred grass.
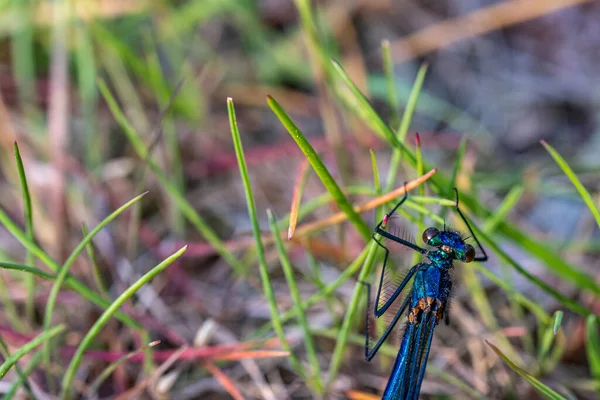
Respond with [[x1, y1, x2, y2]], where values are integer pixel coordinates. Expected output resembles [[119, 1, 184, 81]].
[[0, 0, 597, 399]]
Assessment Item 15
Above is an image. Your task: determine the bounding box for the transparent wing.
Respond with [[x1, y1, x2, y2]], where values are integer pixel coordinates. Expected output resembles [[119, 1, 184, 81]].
[[366, 213, 424, 360]]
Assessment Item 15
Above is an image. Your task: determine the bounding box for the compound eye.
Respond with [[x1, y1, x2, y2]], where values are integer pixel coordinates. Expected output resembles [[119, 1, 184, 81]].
[[422, 227, 439, 245], [464, 244, 476, 263]]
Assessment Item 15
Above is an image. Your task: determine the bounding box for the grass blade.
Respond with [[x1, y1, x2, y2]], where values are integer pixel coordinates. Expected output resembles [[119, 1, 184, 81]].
[[471, 219, 590, 316], [288, 160, 310, 240], [81, 223, 109, 299], [553, 311, 564, 335], [384, 62, 428, 191], [228, 97, 305, 378], [586, 315, 600, 398], [13, 142, 36, 323], [0, 325, 65, 380], [268, 209, 323, 393], [381, 40, 399, 127], [327, 239, 379, 384], [541, 140, 600, 228], [486, 340, 567, 400], [484, 185, 524, 233], [267, 94, 371, 240], [61, 245, 187, 398], [0, 207, 141, 328], [98, 79, 244, 275], [292, 169, 436, 238], [43, 192, 148, 367], [2, 351, 43, 400]]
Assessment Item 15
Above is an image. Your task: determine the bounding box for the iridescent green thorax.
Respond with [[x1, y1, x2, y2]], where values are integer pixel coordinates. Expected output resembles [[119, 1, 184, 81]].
[[426, 249, 454, 268]]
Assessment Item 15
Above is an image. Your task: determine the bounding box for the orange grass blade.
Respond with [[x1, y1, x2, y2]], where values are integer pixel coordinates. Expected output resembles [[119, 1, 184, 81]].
[[203, 361, 246, 400], [346, 390, 381, 400], [292, 168, 436, 238], [212, 350, 290, 361], [288, 159, 311, 240]]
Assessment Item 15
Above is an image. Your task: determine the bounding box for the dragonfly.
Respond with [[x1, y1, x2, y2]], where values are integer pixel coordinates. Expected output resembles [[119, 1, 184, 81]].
[[364, 187, 488, 400]]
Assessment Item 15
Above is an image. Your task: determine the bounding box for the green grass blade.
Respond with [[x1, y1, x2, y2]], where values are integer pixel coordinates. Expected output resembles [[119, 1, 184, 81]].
[[329, 60, 600, 298], [250, 241, 370, 339], [2, 351, 43, 400], [0, 324, 65, 379], [267, 94, 371, 240], [228, 97, 303, 375], [370, 149, 382, 223], [98, 79, 244, 275], [0, 208, 141, 328], [553, 311, 564, 335], [43, 192, 148, 367], [538, 310, 564, 368], [541, 140, 600, 228], [486, 340, 567, 400], [13, 141, 35, 323], [384, 63, 428, 191], [471, 220, 590, 316], [268, 209, 323, 393], [327, 240, 379, 384], [331, 59, 405, 151], [0, 261, 56, 281], [0, 336, 35, 398], [484, 185, 524, 233], [381, 40, 399, 127], [470, 261, 550, 324], [81, 223, 109, 299], [61, 245, 187, 398], [87, 340, 160, 397], [586, 315, 600, 398], [370, 149, 381, 196]]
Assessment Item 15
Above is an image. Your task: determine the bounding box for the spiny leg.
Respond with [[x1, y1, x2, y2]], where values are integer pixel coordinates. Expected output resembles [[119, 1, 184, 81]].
[[362, 280, 412, 361], [453, 187, 489, 262], [371, 185, 426, 317]]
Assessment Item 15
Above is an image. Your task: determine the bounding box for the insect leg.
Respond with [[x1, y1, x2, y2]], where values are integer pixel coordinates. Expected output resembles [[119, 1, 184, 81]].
[[453, 187, 488, 262]]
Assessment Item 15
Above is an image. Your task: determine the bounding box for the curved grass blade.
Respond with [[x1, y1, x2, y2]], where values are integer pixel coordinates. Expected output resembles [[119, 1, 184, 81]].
[[267, 94, 371, 240], [0, 325, 65, 380], [0, 208, 141, 328], [327, 239, 380, 384], [43, 192, 148, 367], [293, 169, 436, 238], [541, 140, 600, 228], [228, 98, 305, 378], [0, 261, 56, 281], [61, 245, 187, 399], [330, 59, 417, 168], [586, 315, 600, 398], [486, 340, 567, 400], [381, 40, 399, 128], [81, 223, 109, 299], [288, 159, 310, 240], [538, 311, 564, 368], [483, 185, 524, 233], [13, 141, 36, 323], [250, 243, 370, 339], [0, 336, 35, 398], [330, 59, 600, 299], [471, 220, 590, 316], [553, 311, 564, 335], [98, 79, 244, 275], [87, 340, 161, 397], [268, 209, 323, 393], [2, 351, 43, 400]]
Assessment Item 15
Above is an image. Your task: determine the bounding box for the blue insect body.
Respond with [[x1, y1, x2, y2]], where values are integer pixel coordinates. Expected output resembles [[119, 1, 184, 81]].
[[365, 188, 487, 400]]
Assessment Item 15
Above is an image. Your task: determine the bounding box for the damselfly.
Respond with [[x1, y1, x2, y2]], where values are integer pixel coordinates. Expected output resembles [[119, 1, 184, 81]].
[[365, 188, 488, 400]]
